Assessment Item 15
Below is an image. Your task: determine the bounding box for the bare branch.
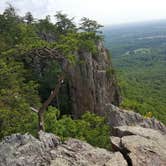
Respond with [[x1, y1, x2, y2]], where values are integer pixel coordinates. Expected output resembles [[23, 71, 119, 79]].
[[30, 107, 39, 113], [38, 75, 64, 131], [39, 75, 64, 114], [27, 47, 68, 132]]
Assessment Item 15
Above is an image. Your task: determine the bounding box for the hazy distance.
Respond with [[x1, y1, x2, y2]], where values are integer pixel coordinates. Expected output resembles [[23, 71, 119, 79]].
[[0, 0, 166, 25]]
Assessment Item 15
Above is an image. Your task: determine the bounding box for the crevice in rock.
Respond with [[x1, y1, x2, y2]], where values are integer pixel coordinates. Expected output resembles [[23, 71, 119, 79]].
[[111, 137, 133, 166], [112, 146, 132, 166], [119, 148, 133, 166], [119, 138, 133, 166], [111, 127, 135, 138]]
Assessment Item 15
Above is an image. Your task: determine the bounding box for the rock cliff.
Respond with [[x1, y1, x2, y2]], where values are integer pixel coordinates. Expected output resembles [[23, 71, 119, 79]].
[[29, 42, 121, 118], [65, 42, 121, 118]]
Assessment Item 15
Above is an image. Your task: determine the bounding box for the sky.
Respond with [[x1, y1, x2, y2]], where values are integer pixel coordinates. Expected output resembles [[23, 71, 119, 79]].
[[0, 0, 166, 25]]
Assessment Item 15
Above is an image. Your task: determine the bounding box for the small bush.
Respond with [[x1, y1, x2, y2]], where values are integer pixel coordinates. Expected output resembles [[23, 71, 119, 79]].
[[45, 107, 112, 150], [0, 108, 38, 139]]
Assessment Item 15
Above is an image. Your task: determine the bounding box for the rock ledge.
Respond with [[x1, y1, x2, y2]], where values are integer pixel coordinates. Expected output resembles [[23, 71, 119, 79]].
[[0, 131, 127, 166]]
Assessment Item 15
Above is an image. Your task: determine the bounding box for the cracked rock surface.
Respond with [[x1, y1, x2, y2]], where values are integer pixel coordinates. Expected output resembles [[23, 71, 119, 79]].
[[111, 126, 166, 166], [0, 131, 127, 166]]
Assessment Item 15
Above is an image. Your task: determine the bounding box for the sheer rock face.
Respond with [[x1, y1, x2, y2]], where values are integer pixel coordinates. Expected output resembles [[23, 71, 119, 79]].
[[66, 42, 121, 118], [0, 131, 127, 166], [111, 126, 166, 166], [26, 42, 121, 118]]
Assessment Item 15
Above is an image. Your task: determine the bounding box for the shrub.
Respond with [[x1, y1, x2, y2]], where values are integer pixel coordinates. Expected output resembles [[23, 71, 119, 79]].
[[45, 107, 112, 150], [0, 108, 38, 139]]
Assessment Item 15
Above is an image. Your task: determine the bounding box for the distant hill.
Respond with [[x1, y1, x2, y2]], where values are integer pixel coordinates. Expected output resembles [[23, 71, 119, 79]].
[[104, 20, 166, 124]]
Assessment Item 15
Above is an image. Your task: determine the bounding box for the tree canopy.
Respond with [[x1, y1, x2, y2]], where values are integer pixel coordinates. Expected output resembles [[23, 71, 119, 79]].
[[79, 17, 103, 33], [0, 5, 112, 150]]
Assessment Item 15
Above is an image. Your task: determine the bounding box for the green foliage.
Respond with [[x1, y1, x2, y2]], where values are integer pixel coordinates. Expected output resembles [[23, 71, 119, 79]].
[[0, 108, 38, 139], [38, 61, 62, 100], [104, 22, 166, 124], [35, 15, 58, 41], [45, 108, 111, 150], [79, 112, 111, 149], [0, 55, 40, 140], [0, 57, 40, 109], [80, 17, 103, 33], [55, 11, 76, 35], [0, 5, 106, 145], [3, 4, 17, 19], [55, 33, 79, 56], [24, 12, 34, 24]]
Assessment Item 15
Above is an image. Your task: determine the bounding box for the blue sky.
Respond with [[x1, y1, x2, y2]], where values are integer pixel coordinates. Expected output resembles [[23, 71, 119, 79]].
[[0, 0, 166, 25]]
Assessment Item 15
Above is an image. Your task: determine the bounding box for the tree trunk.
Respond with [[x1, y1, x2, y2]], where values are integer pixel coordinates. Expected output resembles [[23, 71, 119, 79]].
[[38, 76, 63, 131], [29, 48, 68, 133], [38, 110, 45, 131], [31, 75, 64, 132]]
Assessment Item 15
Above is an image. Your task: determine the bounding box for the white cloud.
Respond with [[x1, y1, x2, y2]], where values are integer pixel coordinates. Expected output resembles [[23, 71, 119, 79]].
[[0, 0, 166, 25]]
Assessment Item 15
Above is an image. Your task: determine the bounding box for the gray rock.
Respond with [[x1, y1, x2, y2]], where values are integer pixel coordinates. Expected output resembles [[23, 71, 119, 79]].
[[28, 42, 121, 118], [50, 158, 71, 166], [111, 126, 166, 166], [113, 126, 166, 141], [104, 152, 127, 166], [38, 130, 61, 149], [122, 135, 166, 166], [50, 138, 127, 166], [106, 105, 166, 133], [65, 42, 121, 118], [0, 133, 51, 166], [0, 133, 127, 166], [111, 136, 121, 151]]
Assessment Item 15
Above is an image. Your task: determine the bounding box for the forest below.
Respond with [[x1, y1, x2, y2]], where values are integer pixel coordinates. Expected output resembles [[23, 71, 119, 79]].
[[104, 21, 166, 124]]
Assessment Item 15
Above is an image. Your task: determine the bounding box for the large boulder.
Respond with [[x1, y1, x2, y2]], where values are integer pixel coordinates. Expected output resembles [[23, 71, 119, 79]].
[[111, 126, 166, 166], [121, 135, 166, 166], [0, 131, 127, 166], [50, 138, 127, 166], [0, 133, 52, 166]]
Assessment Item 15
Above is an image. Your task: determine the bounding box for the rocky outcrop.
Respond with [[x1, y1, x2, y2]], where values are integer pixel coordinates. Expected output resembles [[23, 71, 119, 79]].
[[111, 126, 166, 166], [0, 128, 165, 166], [106, 105, 166, 133], [0, 131, 127, 166], [1, 127, 165, 166], [105, 105, 166, 165], [66, 42, 121, 118]]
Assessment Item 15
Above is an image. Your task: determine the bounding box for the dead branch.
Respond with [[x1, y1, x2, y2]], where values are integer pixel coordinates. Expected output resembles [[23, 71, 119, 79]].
[[30, 107, 39, 113], [28, 47, 69, 131], [37, 75, 64, 131]]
